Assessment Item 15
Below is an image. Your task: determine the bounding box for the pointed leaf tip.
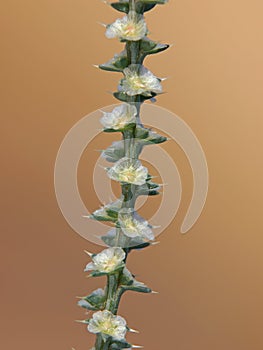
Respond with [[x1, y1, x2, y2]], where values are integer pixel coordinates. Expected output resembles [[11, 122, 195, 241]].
[[84, 250, 93, 257]]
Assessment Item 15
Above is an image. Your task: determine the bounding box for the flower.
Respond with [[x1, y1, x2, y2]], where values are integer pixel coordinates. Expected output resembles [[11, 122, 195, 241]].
[[118, 209, 154, 240], [100, 103, 137, 130], [107, 157, 148, 185], [84, 247, 125, 274], [106, 11, 147, 41], [88, 310, 127, 340], [119, 64, 163, 96]]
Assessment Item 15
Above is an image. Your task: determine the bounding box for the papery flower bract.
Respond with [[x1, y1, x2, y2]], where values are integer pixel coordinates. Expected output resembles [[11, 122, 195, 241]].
[[84, 247, 125, 274], [119, 64, 162, 96], [100, 103, 137, 130], [107, 157, 148, 185], [106, 11, 147, 41], [118, 208, 154, 240], [88, 310, 127, 340]]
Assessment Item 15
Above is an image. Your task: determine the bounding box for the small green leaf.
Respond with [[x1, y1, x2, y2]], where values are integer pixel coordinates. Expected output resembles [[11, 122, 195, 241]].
[[127, 241, 151, 250], [119, 268, 134, 286], [135, 126, 149, 139], [140, 38, 169, 56], [140, 3, 156, 12], [113, 91, 157, 103], [78, 288, 106, 311], [111, 2, 130, 14], [90, 199, 123, 222], [101, 229, 149, 249], [113, 91, 130, 103], [110, 0, 167, 15], [135, 179, 160, 196], [122, 279, 152, 294], [110, 339, 132, 349], [103, 123, 136, 134], [99, 51, 129, 73], [90, 271, 108, 278], [102, 141, 125, 162], [141, 130, 167, 145], [139, 0, 168, 4]]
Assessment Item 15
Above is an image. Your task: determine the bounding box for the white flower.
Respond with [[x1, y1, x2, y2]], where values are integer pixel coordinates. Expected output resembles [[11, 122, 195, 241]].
[[106, 11, 147, 41], [107, 157, 148, 185], [88, 310, 127, 340], [119, 64, 162, 96], [84, 247, 125, 274], [118, 209, 154, 240], [100, 104, 137, 130]]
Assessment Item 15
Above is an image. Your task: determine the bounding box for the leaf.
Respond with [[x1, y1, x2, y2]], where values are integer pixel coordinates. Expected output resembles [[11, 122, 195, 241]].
[[113, 91, 157, 103], [110, 339, 132, 349], [99, 51, 129, 72], [135, 126, 149, 139], [101, 229, 150, 249], [111, 0, 167, 15], [141, 130, 167, 145], [121, 279, 152, 294], [113, 91, 130, 103], [140, 38, 169, 56], [135, 125, 167, 145], [90, 199, 123, 222], [78, 288, 106, 311], [135, 180, 160, 196], [111, 2, 130, 14], [139, 0, 168, 4], [102, 141, 125, 162], [119, 268, 134, 286]]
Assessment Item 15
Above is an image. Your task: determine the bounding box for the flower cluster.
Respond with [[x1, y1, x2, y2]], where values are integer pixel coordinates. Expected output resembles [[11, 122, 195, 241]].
[[118, 208, 154, 241], [88, 310, 127, 340], [85, 247, 125, 274], [119, 64, 163, 97], [100, 103, 137, 131], [106, 11, 147, 42], [107, 157, 148, 185]]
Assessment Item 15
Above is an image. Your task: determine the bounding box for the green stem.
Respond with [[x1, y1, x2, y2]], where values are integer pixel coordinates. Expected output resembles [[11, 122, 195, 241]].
[[105, 273, 120, 313], [94, 3, 143, 350]]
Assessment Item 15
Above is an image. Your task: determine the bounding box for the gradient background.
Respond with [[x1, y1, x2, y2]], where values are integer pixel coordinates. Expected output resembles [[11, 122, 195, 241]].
[[1, 1, 263, 349]]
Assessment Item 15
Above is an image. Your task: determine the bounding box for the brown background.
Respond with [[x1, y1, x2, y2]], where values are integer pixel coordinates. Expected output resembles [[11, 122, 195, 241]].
[[1, 0, 263, 349]]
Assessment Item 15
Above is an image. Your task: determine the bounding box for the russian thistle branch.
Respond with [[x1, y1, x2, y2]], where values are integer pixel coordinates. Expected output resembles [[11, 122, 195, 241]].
[[77, 1, 169, 349]]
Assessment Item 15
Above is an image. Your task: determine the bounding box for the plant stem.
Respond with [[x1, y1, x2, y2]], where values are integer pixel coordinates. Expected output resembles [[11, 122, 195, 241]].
[[94, 3, 146, 349]]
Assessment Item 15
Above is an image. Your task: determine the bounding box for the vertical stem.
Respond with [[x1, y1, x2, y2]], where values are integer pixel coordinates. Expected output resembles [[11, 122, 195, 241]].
[[95, 2, 144, 349]]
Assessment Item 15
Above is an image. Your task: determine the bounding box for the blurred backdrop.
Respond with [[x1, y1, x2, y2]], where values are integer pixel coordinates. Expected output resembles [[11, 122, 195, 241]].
[[1, 1, 263, 349]]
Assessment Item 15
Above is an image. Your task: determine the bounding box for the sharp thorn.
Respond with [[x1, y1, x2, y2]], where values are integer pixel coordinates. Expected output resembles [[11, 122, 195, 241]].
[[82, 215, 92, 219], [97, 21, 107, 27], [151, 241, 160, 246], [84, 250, 93, 257], [75, 320, 88, 324], [129, 328, 140, 333]]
